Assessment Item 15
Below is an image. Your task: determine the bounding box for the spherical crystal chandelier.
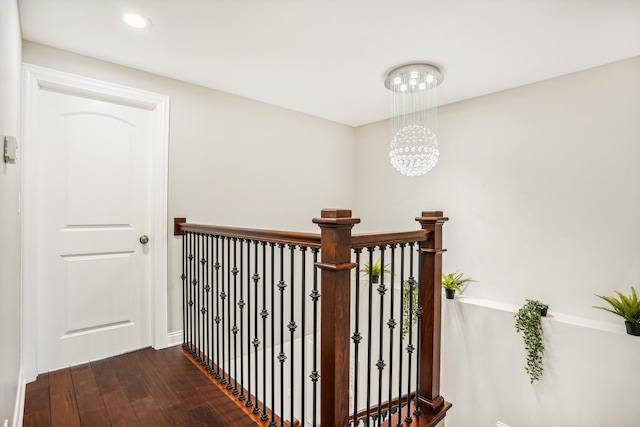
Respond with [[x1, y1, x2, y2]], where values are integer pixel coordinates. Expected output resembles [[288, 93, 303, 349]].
[[384, 64, 443, 177]]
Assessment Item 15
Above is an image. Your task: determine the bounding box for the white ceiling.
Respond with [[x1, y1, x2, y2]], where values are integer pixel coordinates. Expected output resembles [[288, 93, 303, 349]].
[[18, 0, 640, 127]]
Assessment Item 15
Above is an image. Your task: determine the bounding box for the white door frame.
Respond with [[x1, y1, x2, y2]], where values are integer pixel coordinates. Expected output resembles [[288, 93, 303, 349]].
[[22, 64, 170, 382]]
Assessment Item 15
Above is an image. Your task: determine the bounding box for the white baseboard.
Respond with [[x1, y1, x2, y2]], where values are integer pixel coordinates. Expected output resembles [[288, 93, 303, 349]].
[[167, 330, 183, 347], [11, 367, 25, 427]]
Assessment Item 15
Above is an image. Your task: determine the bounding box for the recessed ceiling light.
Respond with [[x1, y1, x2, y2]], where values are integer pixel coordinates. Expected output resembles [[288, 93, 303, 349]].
[[122, 13, 151, 29]]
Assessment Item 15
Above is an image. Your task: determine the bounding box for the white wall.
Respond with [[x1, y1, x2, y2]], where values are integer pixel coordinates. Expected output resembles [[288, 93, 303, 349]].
[[21, 31, 640, 427], [22, 41, 356, 333], [0, 0, 23, 425], [355, 57, 640, 426]]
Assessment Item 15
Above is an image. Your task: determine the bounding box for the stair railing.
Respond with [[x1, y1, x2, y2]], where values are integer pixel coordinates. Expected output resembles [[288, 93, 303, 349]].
[[174, 209, 451, 427]]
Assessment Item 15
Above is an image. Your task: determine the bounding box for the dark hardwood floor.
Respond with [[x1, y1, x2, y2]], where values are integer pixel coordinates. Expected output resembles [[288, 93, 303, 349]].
[[23, 345, 259, 426]]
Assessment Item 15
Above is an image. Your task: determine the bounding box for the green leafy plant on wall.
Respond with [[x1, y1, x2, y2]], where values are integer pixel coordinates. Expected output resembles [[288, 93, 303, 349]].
[[360, 260, 391, 284], [514, 299, 549, 383], [594, 286, 640, 336], [441, 270, 475, 299]]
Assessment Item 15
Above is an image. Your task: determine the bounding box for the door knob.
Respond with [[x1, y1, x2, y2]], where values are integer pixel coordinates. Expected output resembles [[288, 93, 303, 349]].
[[139, 235, 149, 244]]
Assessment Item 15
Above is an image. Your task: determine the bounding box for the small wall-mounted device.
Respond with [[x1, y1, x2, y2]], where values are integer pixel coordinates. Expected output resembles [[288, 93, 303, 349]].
[[4, 136, 17, 164]]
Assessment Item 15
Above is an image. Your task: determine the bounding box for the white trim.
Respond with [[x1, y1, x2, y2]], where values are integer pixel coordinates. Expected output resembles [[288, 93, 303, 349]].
[[450, 293, 627, 335], [11, 367, 25, 427], [167, 330, 183, 347], [21, 64, 170, 381]]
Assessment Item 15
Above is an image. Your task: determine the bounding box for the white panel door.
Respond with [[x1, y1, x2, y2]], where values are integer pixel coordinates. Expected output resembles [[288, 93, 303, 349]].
[[36, 88, 153, 372]]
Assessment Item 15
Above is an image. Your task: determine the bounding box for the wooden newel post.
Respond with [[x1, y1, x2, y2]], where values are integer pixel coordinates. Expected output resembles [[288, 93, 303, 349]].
[[416, 211, 449, 414], [313, 209, 360, 427]]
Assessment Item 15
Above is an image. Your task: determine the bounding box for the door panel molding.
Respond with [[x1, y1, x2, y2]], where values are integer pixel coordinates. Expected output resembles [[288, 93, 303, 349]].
[[22, 63, 170, 381]]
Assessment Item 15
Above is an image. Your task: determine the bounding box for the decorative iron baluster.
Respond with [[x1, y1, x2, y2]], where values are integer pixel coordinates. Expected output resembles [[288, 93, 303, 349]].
[[238, 239, 245, 401], [404, 242, 416, 424], [277, 243, 286, 427], [414, 241, 423, 417], [288, 245, 297, 426], [269, 242, 277, 427], [189, 232, 196, 355], [203, 234, 210, 369], [396, 243, 406, 427], [387, 244, 398, 427], [225, 237, 232, 389], [243, 239, 252, 406], [181, 230, 187, 348], [213, 235, 222, 379], [251, 240, 261, 412], [194, 233, 201, 362], [365, 247, 374, 423], [310, 247, 320, 427], [232, 238, 240, 395], [261, 241, 269, 421], [352, 248, 363, 424], [377, 246, 388, 426], [299, 246, 307, 425]]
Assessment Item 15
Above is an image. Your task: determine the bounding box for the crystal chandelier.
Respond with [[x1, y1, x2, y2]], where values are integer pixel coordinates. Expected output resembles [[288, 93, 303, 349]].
[[384, 64, 443, 177]]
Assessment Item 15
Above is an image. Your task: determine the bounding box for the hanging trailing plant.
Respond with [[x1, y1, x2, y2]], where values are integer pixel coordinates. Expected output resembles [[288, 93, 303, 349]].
[[401, 280, 419, 339], [514, 299, 549, 383]]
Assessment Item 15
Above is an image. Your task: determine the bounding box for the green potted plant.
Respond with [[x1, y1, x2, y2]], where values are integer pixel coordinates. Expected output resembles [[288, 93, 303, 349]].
[[594, 286, 640, 336], [360, 260, 390, 284], [441, 270, 475, 299], [515, 299, 549, 383]]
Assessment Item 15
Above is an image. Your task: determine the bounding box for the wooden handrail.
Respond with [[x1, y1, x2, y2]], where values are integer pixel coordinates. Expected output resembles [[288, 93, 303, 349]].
[[174, 218, 322, 248], [351, 229, 429, 248], [174, 218, 430, 250]]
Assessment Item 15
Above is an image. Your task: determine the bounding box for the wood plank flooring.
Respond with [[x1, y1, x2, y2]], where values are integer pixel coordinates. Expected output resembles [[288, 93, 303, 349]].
[[23, 346, 259, 427]]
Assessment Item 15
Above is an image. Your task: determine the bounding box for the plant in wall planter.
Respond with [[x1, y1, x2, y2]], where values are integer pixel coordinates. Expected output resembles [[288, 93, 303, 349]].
[[515, 299, 549, 383], [360, 260, 390, 284], [441, 270, 475, 299], [594, 286, 640, 336]]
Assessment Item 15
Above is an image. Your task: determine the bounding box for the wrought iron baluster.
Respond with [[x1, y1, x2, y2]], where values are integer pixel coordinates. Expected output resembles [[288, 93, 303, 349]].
[[377, 246, 388, 426], [203, 234, 210, 369], [195, 233, 201, 361], [352, 248, 362, 425], [238, 239, 245, 400], [414, 241, 423, 417], [251, 240, 261, 413], [311, 247, 320, 427], [189, 232, 196, 355], [277, 243, 286, 427], [261, 241, 269, 421], [387, 244, 397, 427], [366, 247, 374, 423], [244, 239, 252, 407], [232, 238, 240, 395], [181, 230, 187, 348], [269, 242, 277, 427], [213, 235, 222, 379], [288, 245, 297, 426], [300, 246, 307, 425], [396, 243, 406, 427], [404, 242, 416, 424], [225, 237, 232, 389]]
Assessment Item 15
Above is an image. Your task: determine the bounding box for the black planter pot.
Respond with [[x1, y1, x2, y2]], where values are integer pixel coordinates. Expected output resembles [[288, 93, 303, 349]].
[[625, 321, 640, 336], [445, 288, 455, 299], [540, 307, 548, 317], [371, 275, 379, 284]]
